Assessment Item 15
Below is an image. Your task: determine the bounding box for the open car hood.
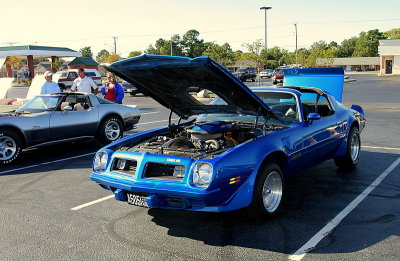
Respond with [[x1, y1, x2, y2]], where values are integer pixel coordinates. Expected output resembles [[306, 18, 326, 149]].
[[104, 55, 276, 120]]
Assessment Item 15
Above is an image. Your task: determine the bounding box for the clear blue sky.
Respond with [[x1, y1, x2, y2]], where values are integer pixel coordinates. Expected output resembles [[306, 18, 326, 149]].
[[1, 0, 399, 57]]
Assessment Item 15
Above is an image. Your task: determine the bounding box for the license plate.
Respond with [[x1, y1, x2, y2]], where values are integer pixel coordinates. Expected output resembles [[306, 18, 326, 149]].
[[127, 193, 149, 207]]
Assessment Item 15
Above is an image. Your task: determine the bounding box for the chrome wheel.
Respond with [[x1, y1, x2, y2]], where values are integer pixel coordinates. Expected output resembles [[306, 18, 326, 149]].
[[105, 121, 121, 141], [0, 136, 17, 161], [350, 133, 360, 163], [262, 171, 283, 213]]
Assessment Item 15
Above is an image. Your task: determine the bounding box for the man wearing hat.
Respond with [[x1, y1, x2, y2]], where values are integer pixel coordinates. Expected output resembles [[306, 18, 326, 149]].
[[40, 71, 61, 94]]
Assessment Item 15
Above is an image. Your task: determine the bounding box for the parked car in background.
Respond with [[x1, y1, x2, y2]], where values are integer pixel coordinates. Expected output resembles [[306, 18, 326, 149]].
[[233, 67, 257, 82], [0, 92, 140, 165], [271, 69, 285, 84], [54, 69, 102, 90], [121, 81, 138, 96], [90, 55, 365, 220], [259, 69, 273, 78]]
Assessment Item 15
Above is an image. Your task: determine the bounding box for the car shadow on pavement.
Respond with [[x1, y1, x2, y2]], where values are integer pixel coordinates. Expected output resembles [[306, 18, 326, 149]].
[[0, 140, 101, 175], [146, 150, 400, 255]]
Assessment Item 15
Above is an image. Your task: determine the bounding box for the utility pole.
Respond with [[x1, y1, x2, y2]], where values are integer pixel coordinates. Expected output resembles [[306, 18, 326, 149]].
[[112, 36, 118, 54], [294, 23, 298, 66]]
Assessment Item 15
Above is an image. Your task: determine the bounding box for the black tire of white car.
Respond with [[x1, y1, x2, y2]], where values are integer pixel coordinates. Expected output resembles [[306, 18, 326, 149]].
[[247, 163, 284, 220], [0, 130, 22, 165], [334, 127, 361, 170], [97, 117, 123, 144], [130, 91, 136, 96]]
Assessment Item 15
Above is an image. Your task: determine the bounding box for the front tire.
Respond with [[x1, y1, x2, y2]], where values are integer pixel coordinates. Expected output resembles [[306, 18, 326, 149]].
[[247, 163, 284, 220], [334, 127, 361, 170], [0, 130, 22, 165], [97, 117, 123, 144]]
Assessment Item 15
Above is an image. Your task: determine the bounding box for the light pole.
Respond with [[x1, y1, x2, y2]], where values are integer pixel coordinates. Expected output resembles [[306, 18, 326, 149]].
[[260, 6, 272, 50]]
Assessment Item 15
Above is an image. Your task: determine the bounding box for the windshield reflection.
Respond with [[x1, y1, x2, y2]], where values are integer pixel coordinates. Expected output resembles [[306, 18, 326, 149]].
[[16, 96, 63, 113]]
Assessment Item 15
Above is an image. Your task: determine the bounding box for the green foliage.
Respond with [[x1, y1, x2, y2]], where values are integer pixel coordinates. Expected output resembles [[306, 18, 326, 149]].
[[128, 51, 142, 58], [181, 29, 207, 58], [52, 58, 63, 71], [336, 37, 357, 57], [242, 40, 264, 71], [353, 29, 385, 57], [203, 43, 234, 67], [96, 49, 109, 63], [80, 46, 93, 58], [383, 28, 400, 39]]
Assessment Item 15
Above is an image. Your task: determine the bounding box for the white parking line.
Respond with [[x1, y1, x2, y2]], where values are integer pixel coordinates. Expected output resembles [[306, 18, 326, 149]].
[[71, 195, 114, 210], [363, 145, 400, 151], [141, 111, 159, 115], [136, 118, 179, 126], [0, 152, 95, 175], [288, 156, 400, 261]]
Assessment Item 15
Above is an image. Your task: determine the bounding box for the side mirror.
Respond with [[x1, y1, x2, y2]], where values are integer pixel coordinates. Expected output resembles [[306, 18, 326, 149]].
[[307, 112, 321, 121], [63, 106, 73, 111]]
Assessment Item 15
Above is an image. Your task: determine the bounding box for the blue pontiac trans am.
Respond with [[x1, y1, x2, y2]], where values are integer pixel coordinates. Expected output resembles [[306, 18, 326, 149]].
[[90, 55, 365, 219]]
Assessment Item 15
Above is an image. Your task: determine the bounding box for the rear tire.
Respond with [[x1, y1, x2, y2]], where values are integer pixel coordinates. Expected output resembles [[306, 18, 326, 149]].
[[246, 163, 284, 220], [0, 130, 22, 165], [97, 117, 123, 144], [334, 127, 360, 170], [130, 91, 136, 96]]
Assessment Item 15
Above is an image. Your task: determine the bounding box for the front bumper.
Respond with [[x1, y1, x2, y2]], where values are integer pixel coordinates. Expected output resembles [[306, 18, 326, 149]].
[[91, 172, 222, 211]]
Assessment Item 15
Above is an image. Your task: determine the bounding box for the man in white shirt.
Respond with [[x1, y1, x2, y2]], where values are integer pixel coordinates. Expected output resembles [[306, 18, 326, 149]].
[[40, 71, 61, 94], [71, 68, 98, 94]]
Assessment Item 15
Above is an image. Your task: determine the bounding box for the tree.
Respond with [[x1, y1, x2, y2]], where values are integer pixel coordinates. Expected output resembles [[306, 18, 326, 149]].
[[242, 39, 264, 71], [383, 28, 400, 39], [7, 56, 23, 71], [353, 29, 385, 57], [106, 54, 122, 63], [80, 46, 93, 58], [203, 42, 234, 67], [128, 51, 142, 58], [96, 49, 109, 63], [309, 40, 329, 51], [52, 58, 63, 71], [336, 37, 358, 57], [260, 46, 289, 68], [181, 29, 207, 57]]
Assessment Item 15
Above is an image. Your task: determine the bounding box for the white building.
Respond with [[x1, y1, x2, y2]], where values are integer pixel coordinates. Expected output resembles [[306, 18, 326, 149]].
[[379, 39, 400, 75]]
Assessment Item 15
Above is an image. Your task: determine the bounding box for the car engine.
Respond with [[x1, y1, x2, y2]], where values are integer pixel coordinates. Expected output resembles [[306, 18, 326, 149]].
[[118, 121, 258, 159]]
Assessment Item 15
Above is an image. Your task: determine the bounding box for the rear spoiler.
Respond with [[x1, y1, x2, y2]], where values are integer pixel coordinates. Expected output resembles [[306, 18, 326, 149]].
[[283, 67, 344, 102]]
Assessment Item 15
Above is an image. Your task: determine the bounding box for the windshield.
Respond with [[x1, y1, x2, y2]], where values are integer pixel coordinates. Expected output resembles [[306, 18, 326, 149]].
[[196, 91, 299, 125], [236, 69, 246, 73], [16, 96, 63, 113]]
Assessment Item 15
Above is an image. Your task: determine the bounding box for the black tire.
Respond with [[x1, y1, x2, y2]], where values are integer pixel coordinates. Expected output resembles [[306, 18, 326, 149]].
[[97, 117, 123, 144], [273, 80, 277, 84], [334, 127, 361, 170], [252, 77, 256, 82], [246, 163, 284, 220], [0, 130, 22, 165], [129, 91, 136, 96]]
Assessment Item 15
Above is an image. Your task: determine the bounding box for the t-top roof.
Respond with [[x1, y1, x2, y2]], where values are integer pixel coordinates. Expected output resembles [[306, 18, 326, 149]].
[[0, 45, 81, 58]]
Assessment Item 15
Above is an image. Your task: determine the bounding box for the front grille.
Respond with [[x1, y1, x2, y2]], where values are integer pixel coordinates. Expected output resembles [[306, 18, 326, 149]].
[[111, 158, 137, 176], [143, 162, 185, 181]]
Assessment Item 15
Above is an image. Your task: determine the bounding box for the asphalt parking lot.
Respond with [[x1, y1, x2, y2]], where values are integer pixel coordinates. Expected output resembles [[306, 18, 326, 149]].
[[1, 74, 399, 260]]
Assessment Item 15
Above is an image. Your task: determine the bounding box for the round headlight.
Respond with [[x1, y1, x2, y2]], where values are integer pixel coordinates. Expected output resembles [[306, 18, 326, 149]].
[[193, 163, 213, 188], [93, 152, 108, 172]]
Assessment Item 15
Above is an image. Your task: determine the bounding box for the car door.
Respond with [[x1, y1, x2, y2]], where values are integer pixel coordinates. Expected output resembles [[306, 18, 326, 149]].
[[300, 94, 343, 166], [49, 94, 99, 140]]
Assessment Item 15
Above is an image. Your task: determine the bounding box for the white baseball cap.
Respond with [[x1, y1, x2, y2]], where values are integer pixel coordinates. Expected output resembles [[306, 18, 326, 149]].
[[44, 71, 53, 77]]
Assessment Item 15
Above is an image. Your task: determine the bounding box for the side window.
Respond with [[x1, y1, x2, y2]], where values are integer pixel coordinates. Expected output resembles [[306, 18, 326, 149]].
[[301, 92, 334, 118]]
